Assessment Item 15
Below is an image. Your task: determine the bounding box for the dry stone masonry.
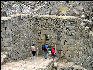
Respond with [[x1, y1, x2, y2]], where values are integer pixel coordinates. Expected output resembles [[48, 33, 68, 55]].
[[1, 1, 93, 70]]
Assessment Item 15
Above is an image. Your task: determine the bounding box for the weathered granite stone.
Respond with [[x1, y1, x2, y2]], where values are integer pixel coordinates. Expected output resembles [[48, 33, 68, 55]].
[[1, 1, 93, 69]]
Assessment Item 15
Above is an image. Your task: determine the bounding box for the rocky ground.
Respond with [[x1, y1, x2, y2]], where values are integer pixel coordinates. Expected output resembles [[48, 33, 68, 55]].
[[1, 56, 53, 70], [56, 59, 87, 70], [1, 56, 87, 70]]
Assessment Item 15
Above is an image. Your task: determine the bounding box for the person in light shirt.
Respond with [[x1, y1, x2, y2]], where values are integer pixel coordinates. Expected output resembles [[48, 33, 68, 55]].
[[31, 44, 36, 59]]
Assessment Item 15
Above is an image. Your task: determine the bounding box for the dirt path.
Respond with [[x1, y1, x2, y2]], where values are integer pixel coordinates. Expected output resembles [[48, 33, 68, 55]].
[[1, 56, 53, 70], [1, 56, 87, 70]]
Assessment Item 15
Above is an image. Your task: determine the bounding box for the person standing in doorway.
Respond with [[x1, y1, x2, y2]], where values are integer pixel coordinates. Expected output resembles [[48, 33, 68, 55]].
[[31, 44, 36, 59], [51, 46, 56, 59], [44, 43, 48, 59]]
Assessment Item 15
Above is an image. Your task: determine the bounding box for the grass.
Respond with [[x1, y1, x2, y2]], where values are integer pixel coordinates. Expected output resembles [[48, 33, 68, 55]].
[[58, 6, 69, 14]]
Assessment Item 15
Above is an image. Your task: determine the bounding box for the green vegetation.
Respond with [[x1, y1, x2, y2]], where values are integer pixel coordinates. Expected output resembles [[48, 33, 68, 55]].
[[1, 22, 5, 24], [58, 6, 68, 14]]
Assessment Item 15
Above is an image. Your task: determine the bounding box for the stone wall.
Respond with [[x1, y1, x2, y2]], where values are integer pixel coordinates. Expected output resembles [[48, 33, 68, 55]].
[[1, 15, 32, 61], [1, 1, 93, 70], [1, 14, 93, 69]]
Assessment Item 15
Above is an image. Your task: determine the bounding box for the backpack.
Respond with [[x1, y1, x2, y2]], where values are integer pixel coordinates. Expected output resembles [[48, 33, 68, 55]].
[[42, 45, 48, 51], [42, 45, 45, 50]]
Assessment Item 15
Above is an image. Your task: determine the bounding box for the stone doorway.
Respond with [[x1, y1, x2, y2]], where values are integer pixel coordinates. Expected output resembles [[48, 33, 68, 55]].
[[42, 29, 57, 44], [37, 29, 57, 55]]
